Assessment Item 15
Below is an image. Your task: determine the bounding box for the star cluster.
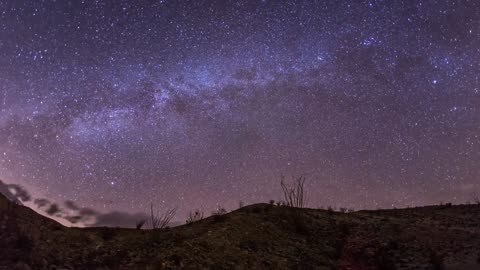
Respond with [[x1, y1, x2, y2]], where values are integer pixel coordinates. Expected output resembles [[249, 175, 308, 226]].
[[0, 0, 479, 223]]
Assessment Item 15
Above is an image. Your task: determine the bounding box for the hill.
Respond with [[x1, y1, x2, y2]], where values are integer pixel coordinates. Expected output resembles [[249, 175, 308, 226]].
[[1, 192, 479, 270]]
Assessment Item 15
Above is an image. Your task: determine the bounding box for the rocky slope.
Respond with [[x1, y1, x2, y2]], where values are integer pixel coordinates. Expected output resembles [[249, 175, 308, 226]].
[[1, 192, 479, 270]]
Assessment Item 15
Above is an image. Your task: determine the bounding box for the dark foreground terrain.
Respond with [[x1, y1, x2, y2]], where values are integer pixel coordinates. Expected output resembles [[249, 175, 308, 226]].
[[1, 193, 479, 270]]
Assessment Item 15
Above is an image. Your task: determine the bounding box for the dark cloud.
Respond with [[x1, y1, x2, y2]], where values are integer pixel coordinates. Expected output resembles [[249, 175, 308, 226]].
[[92, 212, 149, 228], [64, 215, 84, 224], [0, 181, 155, 228], [64, 200, 80, 211], [79, 207, 98, 217], [46, 203, 61, 216], [34, 198, 50, 208], [0, 180, 31, 204]]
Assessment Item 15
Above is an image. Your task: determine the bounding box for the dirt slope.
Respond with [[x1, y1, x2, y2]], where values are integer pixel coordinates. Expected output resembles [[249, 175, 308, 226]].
[[1, 193, 479, 270]]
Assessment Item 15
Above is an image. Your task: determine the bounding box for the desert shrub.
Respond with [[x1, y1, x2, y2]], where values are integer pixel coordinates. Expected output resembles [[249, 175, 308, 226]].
[[136, 219, 146, 230], [339, 207, 347, 213], [186, 209, 204, 225], [280, 175, 307, 208], [98, 227, 116, 241], [211, 207, 227, 223], [148, 203, 176, 229]]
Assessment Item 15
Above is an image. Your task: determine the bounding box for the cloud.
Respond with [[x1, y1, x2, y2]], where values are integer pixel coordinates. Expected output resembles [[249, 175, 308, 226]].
[[64, 200, 80, 211], [0, 180, 179, 228], [34, 198, 51, 208], [79, 207, 98, 216], [0, 180, 31, 204], [64, 215, 84, 224], [46, 203, 62, 216], [92, 211, 149, 228]]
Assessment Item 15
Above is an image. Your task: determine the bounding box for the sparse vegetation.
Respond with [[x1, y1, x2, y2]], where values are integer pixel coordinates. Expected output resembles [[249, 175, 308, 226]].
[[135, 219, 146, 230], [186, 209, 204, 225], [148, 203, 176, 229], [1, 192, 480, 269], [211, 207, 227, 222], [280, 175, 307, 208]]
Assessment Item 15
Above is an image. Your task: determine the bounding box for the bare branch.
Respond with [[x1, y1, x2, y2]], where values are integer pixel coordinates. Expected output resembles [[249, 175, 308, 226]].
[[186, 209, 204, 225], [148, 203, 176, 229], [280, 175, 307, 208]]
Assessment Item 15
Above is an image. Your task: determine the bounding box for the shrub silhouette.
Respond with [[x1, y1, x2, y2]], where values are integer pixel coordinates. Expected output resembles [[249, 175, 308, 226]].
[[211, 207, 227, 223], [148, 203, 176, 229], [280, 175, 307, 208], [136, 219, 146, 230], [186, 209, 204, 225]]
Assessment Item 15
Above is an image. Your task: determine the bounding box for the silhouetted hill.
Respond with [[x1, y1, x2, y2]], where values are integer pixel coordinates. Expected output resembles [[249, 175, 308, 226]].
[[1, 193, 480, 269]]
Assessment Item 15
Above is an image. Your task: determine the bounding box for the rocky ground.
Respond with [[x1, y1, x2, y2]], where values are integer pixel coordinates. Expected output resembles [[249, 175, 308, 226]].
[[1, 192, 479, 270]]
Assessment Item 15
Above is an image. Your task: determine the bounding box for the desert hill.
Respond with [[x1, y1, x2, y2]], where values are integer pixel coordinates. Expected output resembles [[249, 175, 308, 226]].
[[1, 192, 480, 270]]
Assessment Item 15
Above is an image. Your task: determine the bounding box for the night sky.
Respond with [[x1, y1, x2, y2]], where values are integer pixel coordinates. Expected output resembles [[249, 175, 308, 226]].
[[0, 0, 479, 226]]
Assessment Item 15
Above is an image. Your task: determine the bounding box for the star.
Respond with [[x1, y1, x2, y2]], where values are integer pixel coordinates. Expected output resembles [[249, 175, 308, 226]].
[[0, 0, 478, 226]]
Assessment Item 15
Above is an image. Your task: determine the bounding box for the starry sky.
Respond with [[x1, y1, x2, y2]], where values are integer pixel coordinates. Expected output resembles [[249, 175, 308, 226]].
[[0, 0, 479, 226]]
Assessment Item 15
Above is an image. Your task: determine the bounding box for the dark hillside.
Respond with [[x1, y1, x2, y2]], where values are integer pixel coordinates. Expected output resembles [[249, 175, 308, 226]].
[[1, 194, 480, 269]]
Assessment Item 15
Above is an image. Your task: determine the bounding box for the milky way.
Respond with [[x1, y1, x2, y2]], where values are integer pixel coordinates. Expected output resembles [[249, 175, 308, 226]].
[[0, 0, 479, 225]]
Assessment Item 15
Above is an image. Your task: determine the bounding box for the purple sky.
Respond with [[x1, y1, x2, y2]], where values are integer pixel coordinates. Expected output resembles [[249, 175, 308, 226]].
[[0, 0, 479, 226]]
